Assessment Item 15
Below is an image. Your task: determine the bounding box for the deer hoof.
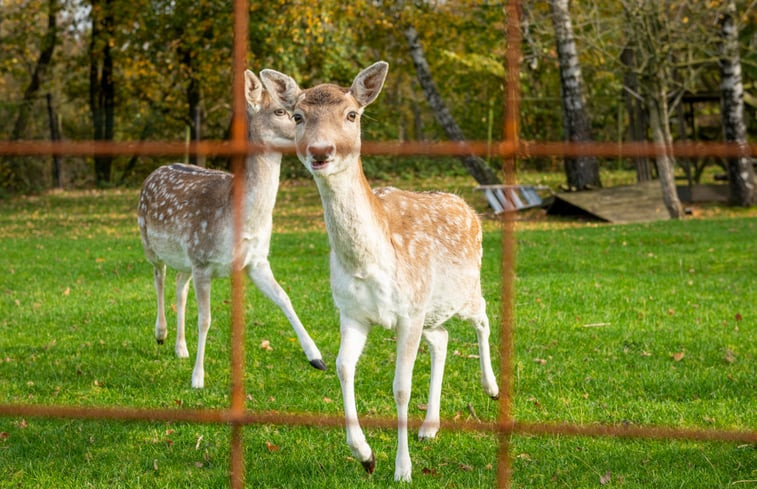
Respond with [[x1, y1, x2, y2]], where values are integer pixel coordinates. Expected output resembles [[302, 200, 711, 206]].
[[309, 359, 327, 371], [156, 339, 164, 345], [361, 452, 376, 474]]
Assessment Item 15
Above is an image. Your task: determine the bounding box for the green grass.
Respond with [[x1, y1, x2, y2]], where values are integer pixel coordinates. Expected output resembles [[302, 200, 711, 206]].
[[0, 183, 755, 488]]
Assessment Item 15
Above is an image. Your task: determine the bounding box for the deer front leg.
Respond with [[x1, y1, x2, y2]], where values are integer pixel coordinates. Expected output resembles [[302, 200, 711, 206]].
[[394, 317, 424, 482], [191, 269, 212, 389], [473, 312, 499, 399], [419, 327, 448, 440], [153, 264, 168, 344], [248, 262, 325, 370], [174, 271, 192, 358], [336, 316, 373, 473]]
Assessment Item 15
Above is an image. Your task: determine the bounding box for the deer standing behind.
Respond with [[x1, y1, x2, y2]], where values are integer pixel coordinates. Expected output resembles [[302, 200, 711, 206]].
[[137, 70, 325, 389], [261, 62, 499, 482]]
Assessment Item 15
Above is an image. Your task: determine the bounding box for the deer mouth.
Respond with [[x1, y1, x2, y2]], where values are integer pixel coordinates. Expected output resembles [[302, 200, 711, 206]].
[[310, 159, 329, 171]]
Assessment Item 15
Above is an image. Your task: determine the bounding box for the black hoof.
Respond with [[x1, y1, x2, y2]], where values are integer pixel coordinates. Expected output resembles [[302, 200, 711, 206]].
[[156, 339, 164, 345], [309, 359, 327, 371], [490, 394, 500, 400], [361, 453, 376, 474]]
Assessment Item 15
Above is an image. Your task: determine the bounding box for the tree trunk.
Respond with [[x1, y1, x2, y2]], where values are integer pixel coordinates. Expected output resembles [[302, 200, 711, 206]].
[[1, 0, 58, 193], [719, 0, 755, 206], [549, 0, 601, 190], [403, 23, 500, 186], [621, 46, 652, 182], [647, 89, 685, 219], [11, 0, 58, 141], [89, 0, 115, 185]]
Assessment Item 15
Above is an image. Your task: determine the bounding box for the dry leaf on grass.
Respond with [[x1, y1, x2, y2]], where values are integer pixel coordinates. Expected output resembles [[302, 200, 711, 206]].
[[671, 352, 685, 362], [265, 441, 280, 452], [600, 470, 612, 485], [260, 340, 273, 351]]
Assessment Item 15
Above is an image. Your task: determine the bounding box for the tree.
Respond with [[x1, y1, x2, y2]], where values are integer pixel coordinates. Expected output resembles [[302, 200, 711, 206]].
[[89, 0, 116, 185], [548, 0, 601, 190], [0, 0, 58, 193], [621, 1, 685, 218], [719, 0, 756, 206], [403, 22, 501, 186]]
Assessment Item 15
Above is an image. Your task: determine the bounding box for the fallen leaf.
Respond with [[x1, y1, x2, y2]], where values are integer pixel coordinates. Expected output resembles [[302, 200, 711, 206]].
[[18, 419, 28, 429], [641, 350, 652, 357], [533, 358, 547, 365], [459, 463, 473, 472], [671, 352, 685, 362], [724, 349, 736, 364], [600, 470, 612, 485], [0, 432, 9, 439], [195, 434, 204, 450], [421, 467, 437, 475], [265, 441, 280, 452], [734, 313, 743, 321], [194, 461, 204, 468], [63, 287, 70, 296], [323, 397, 333, 404], [417, 403, 427, 411], [153, 459, 159, 471], [260, 340, 273, 351]]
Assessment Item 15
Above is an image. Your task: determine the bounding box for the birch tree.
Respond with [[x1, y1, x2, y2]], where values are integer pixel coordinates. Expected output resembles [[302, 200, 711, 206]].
[[719, 0, 756, 206], [548, 0, 601, 190]]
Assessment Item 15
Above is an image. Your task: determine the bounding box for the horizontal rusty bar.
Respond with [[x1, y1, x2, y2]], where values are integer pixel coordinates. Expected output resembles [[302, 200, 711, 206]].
[[1, 403, 754, 445], [0, 140, 753, 159]]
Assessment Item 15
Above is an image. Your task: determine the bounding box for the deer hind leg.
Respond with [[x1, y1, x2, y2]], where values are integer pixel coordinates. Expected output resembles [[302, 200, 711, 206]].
[[190, 268, 212, 389], [153, 264, 168, 345], [174, 271, 192, 358], [248, 262, 325, 370], [471, 300, 499, 399], [393, 317, 424, 482], [336, 317, 373, 473], [418, 327, 448, 440]]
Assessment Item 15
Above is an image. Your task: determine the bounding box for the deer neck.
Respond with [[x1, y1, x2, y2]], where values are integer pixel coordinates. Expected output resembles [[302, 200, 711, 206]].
[[241, 150, 282, 225], [314, 159, 391, 271]]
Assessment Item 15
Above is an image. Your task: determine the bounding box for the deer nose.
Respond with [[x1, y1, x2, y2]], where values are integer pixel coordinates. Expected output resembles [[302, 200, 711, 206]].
[[308, 143, 335, 162]]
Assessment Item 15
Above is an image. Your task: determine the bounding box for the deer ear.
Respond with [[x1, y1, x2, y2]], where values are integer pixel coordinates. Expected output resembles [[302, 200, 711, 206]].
[[260, 69, 301, 114], [350, 61, 388, 107], [244, 70, 265, 112]]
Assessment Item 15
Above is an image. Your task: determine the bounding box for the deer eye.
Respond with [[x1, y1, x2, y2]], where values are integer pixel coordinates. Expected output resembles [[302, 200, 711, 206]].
[[346, 111, 358, 122], [293, 113, 303, 124], [274, 109, 286, 116]]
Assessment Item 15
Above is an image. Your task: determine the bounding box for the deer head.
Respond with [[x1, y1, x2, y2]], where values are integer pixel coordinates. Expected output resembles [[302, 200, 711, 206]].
[[260, 61, 388, 177]]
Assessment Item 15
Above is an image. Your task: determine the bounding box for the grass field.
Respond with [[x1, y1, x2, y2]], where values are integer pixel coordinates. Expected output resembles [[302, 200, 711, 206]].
[[0, 175, 755, 488]]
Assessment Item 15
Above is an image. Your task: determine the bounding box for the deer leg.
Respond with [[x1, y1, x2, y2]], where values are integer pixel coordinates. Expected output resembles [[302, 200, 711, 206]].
[[472, 306, 499, 399], [174, 271, 192, 358], [191, 269, 212, 389], [336, 316, 373, 472], [393, 317, 424, 483], [419, 327, 448, 440], [153, 264, 168, 345], [248, 262, 325, 370]]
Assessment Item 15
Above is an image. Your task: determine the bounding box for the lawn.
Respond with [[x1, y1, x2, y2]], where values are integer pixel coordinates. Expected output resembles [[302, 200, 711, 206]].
[[0, 176, 755, 488]]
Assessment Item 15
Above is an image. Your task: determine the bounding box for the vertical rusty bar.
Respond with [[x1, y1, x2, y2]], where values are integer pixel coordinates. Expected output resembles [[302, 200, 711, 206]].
[[498, 0, 522, 488], [230, 0, 249, 487]]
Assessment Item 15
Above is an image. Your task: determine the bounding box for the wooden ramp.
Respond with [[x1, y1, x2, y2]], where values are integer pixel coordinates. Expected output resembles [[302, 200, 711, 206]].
[[547, 180, 670, 223]]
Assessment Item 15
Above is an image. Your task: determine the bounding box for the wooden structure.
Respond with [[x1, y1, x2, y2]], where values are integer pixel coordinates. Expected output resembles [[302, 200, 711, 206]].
[[475, 185, 552, 213], [546, 180, 731, 223]]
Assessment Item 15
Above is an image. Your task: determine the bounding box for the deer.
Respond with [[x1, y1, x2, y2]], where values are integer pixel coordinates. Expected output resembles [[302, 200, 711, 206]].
[[260, 61, 499, 482], [137, 70, 326, 389]]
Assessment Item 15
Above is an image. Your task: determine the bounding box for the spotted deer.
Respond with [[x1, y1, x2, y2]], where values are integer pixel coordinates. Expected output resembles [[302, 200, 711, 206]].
[[260, 62, 499, 482], [137, 70, 325, 389]]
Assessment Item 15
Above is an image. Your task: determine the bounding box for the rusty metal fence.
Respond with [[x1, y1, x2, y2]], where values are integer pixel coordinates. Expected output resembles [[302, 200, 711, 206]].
[[1, 1, 756, 487]]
